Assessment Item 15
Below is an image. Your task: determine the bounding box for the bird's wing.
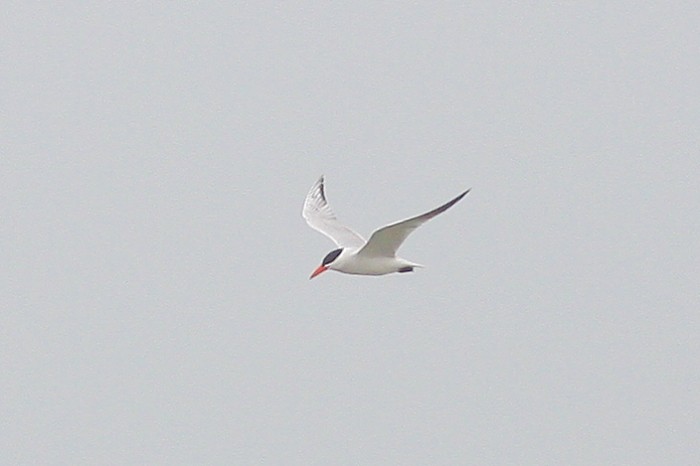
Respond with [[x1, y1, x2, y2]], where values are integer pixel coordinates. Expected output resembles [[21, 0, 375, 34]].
[[302, 175, 366, 248], [357, 189, 470, 258]]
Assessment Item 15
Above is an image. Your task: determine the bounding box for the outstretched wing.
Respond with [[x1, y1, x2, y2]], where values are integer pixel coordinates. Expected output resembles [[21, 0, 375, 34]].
[[302, 175, 366, 248], [357, 189, 470, 258]]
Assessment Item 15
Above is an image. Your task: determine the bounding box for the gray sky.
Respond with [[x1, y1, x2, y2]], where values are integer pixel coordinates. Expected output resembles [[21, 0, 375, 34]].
[[2, 2, 699, 465]]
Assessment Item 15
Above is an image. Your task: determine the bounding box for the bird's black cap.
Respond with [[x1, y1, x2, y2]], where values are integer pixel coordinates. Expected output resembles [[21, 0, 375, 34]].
[[322, 248, 343, 266]]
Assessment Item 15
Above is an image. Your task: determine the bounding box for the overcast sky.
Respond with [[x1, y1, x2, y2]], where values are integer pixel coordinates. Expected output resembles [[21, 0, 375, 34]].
[[2, 2, 699, 465]]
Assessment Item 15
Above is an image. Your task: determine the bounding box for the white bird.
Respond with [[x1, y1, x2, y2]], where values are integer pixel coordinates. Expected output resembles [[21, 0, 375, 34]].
[[303, 175, 470, 278]]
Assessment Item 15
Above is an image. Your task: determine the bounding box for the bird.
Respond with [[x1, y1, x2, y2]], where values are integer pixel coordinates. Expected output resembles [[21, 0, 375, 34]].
[[303, 175, 470, 278]]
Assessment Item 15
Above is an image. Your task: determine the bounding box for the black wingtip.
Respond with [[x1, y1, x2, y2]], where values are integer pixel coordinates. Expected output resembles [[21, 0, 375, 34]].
[[317, 175, 327, 201], [451, 188, 471, 204], [422, 188, 472, 220]]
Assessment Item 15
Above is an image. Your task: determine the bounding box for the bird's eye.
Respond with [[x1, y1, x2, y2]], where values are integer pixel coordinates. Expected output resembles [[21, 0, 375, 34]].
[[322, 248, 343, 265]]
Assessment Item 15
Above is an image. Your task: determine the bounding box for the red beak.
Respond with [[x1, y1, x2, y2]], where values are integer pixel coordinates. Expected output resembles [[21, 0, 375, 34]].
[[309, 264, 328, 279]]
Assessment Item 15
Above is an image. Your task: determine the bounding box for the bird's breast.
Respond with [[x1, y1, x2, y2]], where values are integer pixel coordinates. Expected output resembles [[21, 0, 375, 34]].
[[331, 254, 404, 276]]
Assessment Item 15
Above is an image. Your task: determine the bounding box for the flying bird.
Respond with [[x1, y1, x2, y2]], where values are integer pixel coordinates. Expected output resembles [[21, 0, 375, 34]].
[[303, 175, 470, 278]]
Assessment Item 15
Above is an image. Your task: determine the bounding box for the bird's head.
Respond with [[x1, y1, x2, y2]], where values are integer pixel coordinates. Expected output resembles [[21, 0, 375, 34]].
[[310, 248, 343, 279]]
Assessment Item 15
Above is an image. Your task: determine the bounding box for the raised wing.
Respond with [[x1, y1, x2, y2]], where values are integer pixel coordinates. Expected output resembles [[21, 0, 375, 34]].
[[357, 189, 470, 258], [302, 175, 366, 248]]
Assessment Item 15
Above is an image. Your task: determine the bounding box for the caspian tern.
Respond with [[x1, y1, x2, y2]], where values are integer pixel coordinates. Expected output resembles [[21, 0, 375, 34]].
[[303, 175, 470, 278]]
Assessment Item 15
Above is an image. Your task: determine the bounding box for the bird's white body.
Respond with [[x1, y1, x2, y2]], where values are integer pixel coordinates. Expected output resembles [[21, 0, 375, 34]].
[[326, 247, 422, 276], [302, 175, 469, 278]]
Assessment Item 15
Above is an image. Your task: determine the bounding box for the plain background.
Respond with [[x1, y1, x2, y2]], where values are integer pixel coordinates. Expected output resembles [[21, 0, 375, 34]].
[[2, 2, 699, 465]]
